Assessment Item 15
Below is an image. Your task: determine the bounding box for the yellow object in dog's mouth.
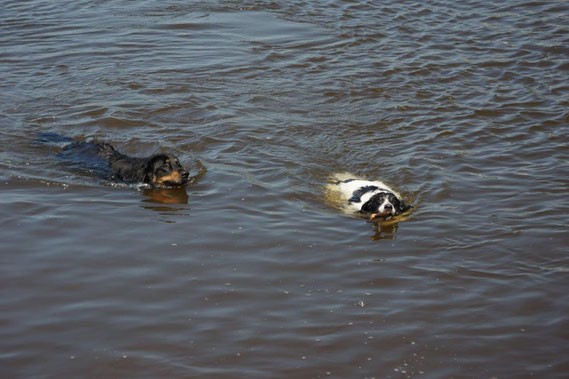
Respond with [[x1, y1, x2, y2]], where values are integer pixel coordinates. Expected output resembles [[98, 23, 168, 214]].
[[369, 211, 391, 221]]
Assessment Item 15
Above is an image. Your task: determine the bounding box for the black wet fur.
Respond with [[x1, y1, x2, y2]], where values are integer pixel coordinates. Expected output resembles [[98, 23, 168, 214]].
[[38, 133, 189, 187], [96, 143, 188, 186], [348, 185, 379, 203]]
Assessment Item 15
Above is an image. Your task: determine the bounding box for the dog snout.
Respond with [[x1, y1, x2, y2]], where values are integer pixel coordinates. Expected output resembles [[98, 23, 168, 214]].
[[384, 204, 393, 211]]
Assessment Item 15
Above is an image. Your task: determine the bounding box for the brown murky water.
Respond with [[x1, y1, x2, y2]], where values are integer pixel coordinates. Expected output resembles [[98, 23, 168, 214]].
[[1, 1, 568, 377]]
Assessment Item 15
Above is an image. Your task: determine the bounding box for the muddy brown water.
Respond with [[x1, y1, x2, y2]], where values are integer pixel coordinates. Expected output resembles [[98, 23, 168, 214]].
[[1, 1, 568, 377]]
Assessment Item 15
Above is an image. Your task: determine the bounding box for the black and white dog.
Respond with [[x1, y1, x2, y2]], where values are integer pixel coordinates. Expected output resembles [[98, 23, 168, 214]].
[[336, 178, 412, 220]]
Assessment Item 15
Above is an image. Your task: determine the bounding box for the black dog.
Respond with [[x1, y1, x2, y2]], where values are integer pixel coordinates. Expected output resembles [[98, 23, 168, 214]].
[[38, 133, 190, 188], [97, 143, 189, 187]]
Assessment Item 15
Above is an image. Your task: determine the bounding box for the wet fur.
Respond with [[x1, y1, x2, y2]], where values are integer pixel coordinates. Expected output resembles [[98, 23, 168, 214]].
[[97, 143, 188, 187], [332, 176, 412, 220]]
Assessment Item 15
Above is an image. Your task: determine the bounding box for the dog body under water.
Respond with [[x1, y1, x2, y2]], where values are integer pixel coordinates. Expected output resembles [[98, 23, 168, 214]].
[[38, 132, 190, 188], [331, 174, 412, 220]]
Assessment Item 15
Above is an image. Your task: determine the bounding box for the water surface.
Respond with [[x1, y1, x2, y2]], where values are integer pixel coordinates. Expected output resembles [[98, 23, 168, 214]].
[[1, 0, 568, 377]]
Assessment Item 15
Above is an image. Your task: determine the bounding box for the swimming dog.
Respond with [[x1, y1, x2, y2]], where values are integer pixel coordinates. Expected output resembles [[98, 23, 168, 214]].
[[96, 143, 189, 187], [335, 178, 411, 220]]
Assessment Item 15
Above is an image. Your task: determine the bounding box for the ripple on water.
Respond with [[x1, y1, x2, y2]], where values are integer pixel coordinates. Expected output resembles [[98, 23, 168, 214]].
[[1, 0, 569, 377]]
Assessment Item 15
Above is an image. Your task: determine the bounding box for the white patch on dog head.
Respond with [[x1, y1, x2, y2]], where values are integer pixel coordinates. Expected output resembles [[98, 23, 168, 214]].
[[377, 196, 396, 215]]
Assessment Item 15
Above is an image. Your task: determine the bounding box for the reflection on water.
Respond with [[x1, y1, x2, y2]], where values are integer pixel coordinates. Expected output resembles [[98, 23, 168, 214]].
[[141, 186, 189, 205], [140, 187, 190, 222], [370, 220, 398, 241]]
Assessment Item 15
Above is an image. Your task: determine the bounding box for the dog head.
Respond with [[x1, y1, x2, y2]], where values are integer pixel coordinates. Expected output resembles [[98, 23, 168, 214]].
[[361, 192, 410, 220], [145, 154, 189, 187]]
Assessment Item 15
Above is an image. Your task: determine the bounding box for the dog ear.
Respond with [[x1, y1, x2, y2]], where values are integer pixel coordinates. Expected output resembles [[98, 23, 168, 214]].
[[361, 194, 381, 213], [397, 200, 413, 213], [391, 195, 403, 212], [388, 194, 412, 214], [142, 156, 161, 184]]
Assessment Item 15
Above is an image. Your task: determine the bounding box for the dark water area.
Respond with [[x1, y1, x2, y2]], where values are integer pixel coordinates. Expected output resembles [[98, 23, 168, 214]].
[[1, 0, 569, 377]]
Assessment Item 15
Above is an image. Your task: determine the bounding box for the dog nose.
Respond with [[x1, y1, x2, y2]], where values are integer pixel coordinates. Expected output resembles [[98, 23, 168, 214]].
[[384, 204, 393, 211]]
